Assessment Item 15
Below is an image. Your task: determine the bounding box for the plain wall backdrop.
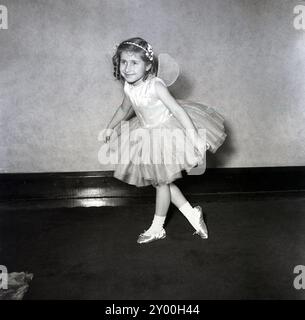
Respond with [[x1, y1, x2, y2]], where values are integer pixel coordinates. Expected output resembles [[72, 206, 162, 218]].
[[0, 0, 304, 173]]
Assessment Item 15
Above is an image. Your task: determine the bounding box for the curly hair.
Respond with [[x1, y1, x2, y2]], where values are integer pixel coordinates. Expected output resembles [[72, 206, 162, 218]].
[[112, 37, 158, 81]]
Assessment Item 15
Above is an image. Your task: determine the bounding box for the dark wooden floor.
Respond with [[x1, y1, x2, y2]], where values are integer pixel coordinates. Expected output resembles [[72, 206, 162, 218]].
[[1, 193, 305, 300]]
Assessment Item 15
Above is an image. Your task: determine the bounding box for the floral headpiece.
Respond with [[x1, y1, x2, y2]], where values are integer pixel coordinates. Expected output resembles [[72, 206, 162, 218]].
[[123, 41, 154, 61]]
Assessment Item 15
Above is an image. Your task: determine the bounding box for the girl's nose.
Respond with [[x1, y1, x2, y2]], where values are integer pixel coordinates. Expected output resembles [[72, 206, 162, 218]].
[[125, 63, 132, 73]]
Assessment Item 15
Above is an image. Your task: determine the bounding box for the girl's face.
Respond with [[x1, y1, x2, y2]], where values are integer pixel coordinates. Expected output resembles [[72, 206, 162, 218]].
[[120, 51, 151, 84]]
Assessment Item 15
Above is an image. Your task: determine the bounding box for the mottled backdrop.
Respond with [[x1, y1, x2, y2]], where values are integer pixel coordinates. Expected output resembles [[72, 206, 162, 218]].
[[0, 0, 304, 172]]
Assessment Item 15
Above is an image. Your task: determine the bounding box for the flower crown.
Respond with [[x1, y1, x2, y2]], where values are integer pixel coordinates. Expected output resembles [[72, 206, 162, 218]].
[[123, 41, 154, 61]]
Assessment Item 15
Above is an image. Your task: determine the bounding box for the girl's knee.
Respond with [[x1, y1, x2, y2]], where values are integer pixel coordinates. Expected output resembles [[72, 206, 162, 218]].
[[155, 183, 170, 189], [169, 183, 177, 191]]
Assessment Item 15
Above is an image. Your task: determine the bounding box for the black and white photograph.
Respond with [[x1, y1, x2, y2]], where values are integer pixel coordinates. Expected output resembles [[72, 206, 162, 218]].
[[0, 0, 305, 304]]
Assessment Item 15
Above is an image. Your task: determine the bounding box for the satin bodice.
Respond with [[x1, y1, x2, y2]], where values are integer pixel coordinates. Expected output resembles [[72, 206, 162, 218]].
[[124, 76, 172, 128]]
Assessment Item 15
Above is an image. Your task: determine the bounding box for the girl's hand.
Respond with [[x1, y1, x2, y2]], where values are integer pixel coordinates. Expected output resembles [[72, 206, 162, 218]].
[[187, 131, 206, 156], [196, 137, 207, 156], [101, 128, 114, 143]]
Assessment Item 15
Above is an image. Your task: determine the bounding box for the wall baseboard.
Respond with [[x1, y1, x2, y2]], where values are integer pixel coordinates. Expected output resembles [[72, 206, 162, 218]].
[[0, 167, 305, 209]]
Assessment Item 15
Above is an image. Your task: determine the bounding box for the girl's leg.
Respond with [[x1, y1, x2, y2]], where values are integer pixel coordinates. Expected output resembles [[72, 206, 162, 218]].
[[137, 184, 170, 243], [169, 183, 207, 237], [155, 184, 171, 217], [169, 183, 188, 208], [146, 184, 170, 232]]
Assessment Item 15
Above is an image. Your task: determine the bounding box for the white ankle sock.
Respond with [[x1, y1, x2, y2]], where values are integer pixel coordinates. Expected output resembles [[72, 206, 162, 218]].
[[179, 202, 200, 231], [146, 215, 166, 234]]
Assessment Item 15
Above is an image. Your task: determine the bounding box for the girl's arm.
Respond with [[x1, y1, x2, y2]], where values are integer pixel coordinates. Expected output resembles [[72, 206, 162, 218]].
[[155, 81, 206, 152], [121, 104, 135, 122], [102, 94, 133, 143], [155, 81, 198, 133], [106, 94, 133, 130]]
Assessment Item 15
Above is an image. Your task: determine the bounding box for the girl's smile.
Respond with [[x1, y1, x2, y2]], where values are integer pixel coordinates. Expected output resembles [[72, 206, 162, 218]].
[[120, 51, 151, 85]]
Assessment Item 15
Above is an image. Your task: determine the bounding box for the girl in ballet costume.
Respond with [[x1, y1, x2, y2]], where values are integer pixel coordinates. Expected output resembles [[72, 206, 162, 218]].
[[101, 37, 226, 244]]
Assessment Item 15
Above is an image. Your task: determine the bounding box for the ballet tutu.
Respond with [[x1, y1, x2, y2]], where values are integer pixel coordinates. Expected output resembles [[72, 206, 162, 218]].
[[105, 100, 226, 187]]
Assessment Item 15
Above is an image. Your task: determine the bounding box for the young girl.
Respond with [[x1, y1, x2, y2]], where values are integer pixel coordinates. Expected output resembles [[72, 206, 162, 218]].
[[102, 37, 226, 244]]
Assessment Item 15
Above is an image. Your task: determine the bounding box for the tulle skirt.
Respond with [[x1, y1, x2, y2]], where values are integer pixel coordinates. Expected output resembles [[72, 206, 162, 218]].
[[106, 100, 226, 187]]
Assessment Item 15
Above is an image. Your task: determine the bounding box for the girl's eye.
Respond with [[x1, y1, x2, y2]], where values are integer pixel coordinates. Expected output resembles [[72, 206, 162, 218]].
[[120, 60, 140, 67]]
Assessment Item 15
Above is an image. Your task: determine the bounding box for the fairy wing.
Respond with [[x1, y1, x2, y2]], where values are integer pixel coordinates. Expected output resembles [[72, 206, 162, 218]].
[[157, 53, 180, 87]]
